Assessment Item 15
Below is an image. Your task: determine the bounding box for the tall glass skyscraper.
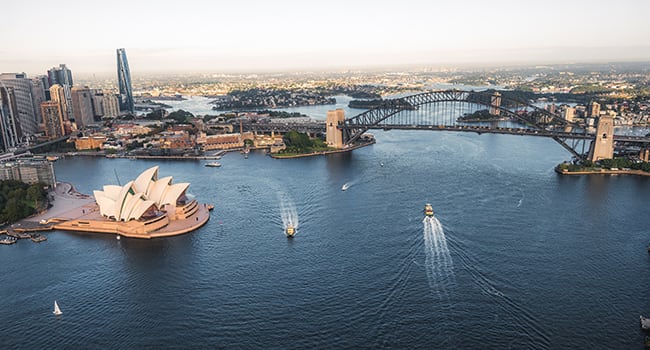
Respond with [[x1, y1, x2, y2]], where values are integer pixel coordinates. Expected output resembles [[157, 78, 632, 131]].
[[116, 48, 134, 114]]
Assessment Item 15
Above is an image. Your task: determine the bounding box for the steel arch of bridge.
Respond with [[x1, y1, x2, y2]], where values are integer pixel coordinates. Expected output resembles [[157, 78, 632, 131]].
[[341, 90, 589, 160]]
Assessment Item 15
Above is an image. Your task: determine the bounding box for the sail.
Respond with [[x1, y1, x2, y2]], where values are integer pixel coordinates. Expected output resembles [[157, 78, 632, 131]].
[[53, 301, 62, 315]]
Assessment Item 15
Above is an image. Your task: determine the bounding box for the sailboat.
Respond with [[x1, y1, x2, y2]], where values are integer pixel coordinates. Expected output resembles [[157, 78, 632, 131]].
[[53, 300, 62, 316]]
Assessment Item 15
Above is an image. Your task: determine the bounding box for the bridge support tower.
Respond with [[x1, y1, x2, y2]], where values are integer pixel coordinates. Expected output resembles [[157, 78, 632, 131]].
[[490, 92, 501, 116], [326, 109, 345, 149], [587, 116, 614, 162]]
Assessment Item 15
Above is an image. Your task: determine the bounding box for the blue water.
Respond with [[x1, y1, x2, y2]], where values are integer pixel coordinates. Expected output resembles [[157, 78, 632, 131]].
[[2, 130, 650, 349]]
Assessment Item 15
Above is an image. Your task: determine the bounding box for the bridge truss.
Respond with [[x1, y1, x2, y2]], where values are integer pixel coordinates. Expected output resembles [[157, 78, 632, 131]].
[[341, 90, 594, 160]]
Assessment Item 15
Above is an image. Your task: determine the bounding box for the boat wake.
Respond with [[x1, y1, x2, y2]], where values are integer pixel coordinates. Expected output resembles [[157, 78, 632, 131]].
[[278, 192, 299, 235], [423, 216, 454, 294]]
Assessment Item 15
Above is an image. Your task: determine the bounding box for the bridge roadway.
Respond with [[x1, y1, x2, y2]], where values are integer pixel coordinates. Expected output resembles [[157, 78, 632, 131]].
[[240, 121, 650, 144], [345, 123, 650, 143]]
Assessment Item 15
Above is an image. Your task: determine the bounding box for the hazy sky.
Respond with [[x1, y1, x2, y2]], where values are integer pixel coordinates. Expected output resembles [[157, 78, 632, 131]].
[[3, 0, 650, 75]]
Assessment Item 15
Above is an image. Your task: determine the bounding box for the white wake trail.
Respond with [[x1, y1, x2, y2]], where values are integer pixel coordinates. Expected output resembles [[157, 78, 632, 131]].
[[423, 216, 454, 292]]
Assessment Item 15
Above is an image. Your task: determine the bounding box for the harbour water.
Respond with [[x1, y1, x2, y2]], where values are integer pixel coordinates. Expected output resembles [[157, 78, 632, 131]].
[[1, 130, 650, 349]]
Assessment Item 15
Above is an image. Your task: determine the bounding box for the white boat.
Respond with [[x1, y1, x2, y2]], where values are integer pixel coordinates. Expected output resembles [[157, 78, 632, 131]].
[[341, 183, 350, 191], [53, 300, 62, 316], [205, 162, 222, 168]]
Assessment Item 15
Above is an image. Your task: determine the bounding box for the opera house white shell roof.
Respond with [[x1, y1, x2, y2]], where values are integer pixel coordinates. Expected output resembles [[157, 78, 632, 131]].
[[93, 166, 189, 221]]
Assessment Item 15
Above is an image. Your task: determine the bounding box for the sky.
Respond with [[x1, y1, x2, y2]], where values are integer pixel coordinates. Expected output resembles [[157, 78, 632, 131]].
[[3, 0, 650, 75]]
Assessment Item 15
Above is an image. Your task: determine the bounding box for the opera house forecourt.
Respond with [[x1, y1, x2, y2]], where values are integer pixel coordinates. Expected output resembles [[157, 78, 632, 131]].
[[49, 166, 212, 239]]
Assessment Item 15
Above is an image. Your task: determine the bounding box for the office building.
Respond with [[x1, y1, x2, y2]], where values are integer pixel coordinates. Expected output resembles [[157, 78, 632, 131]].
[[0, 158, 56, 188], [117, 48, 134, 114], [91, 91, 120, 119], [47, 64, 73, 87], [41, 101, 65, 138], [0, 73, 39, 137], [71, 86, 95, 128], [0, 85, 22, 151], [50, 84, 73, 123]]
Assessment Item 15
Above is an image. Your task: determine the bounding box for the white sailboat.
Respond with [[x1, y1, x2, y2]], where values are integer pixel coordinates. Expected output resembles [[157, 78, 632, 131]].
[[53, 300, 62, 316]]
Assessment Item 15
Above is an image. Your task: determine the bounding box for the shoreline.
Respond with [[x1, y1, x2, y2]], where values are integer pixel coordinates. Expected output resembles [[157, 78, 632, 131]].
[[555, 168, 650, 177], [269, 140, 375, 159]]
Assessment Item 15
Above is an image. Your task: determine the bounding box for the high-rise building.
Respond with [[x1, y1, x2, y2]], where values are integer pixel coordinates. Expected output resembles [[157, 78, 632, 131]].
[[91, 90, 120, 119], [117, 48, 134, 114], [30, 77, 47, 125], [71, 86, 95, 128], [41, 101, 65, 138], [0, 84, 22, 151], [0, 73, 38, 138], [50, 84, 71, 121], [47, 64, 73, 87]]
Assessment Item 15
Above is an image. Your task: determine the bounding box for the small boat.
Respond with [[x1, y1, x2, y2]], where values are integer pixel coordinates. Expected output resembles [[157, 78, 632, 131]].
[[341, 183, 350, 191], [286, 226, 295, 237], [116, 235, 121, 240], [53, 300, 62, 316], [0, 236, 17, 245], [205, 162, 222, 168], [641, 315, 650, 330], [424, 203, 434, 217]]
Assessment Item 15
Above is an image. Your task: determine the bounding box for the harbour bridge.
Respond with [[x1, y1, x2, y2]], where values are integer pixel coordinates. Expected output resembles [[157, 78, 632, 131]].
[[332, 90, 650, 162]]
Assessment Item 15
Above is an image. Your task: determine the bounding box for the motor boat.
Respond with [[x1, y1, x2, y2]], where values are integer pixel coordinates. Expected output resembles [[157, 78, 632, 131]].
[[424, 203, 434, 217], [286, 226, 295, 237]]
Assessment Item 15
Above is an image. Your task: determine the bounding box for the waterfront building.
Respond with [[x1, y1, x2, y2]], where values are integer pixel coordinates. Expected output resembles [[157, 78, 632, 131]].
[[40, 101, 65, 138], [0, 85, 22, 151], [71, 86, 95, 128], [117, 48, 134, 114], [47, 64, 73, 87], [74, 135, 107, 150], [326, 109, 345, 148], [0, 73, 39, 137], [0, 158, 56, 188], [196, 132, 253, 150], [94, 166, 189, 222]]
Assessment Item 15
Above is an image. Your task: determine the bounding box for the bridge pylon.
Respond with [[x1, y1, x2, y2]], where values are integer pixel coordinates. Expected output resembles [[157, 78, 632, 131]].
[[326, 109, 345, 149], [587, 116, 614, 162]]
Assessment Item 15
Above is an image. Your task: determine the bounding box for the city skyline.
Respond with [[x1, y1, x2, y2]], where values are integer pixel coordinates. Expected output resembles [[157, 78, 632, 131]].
[[4, 0, 650, 75]]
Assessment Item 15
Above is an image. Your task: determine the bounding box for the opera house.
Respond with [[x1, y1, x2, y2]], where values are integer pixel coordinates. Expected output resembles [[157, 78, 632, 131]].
[[49, 166, 211, 238]]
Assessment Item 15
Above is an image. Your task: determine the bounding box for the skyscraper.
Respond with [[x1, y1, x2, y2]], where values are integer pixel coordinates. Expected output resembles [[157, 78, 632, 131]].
[[41, 101, 65, 138], [117, 48, 134, 114], [50, 84, 74, 129], [71, 86, 95, 128], [0, 83, 22, 151], [0, 73, 38, 137], [47, 64, 73, 87]]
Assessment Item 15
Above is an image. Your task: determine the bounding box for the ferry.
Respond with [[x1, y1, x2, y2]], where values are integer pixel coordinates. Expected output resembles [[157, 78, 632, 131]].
[[205, 162, 222, 168], [286, 226, 295, 237], [424, 203, 434, 217]]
